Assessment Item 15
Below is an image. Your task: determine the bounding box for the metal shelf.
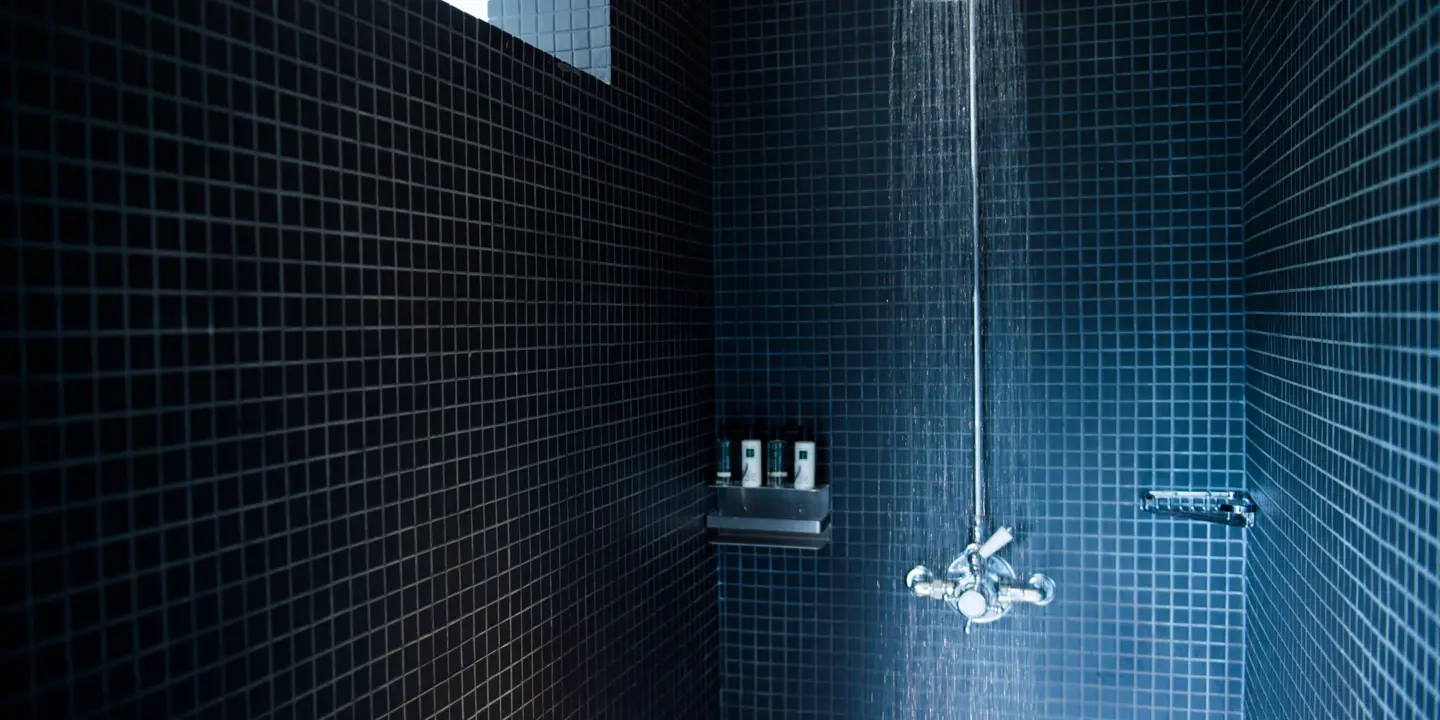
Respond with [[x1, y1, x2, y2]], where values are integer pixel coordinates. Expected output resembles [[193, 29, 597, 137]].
[[707, 484, 831, 550]]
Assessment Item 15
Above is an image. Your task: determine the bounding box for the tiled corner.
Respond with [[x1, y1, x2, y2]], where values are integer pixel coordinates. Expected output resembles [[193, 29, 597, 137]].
[[1242, 1, 1440, 717]]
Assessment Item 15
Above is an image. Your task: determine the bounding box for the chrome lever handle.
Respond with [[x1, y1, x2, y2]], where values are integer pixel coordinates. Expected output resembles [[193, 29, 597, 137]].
[[976, 525, 1013, 559]]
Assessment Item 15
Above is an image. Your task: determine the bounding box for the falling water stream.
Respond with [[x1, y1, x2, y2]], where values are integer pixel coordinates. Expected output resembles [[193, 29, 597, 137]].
[[889, 0, 1041, 717]]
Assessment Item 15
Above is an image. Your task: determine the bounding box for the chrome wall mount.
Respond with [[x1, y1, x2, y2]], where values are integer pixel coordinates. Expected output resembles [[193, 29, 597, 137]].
[[905, 526, 1055, 633], [1141, 490, 1257, 528]]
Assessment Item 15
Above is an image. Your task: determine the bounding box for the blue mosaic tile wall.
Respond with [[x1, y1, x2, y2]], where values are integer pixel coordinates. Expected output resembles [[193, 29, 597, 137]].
[[713, 1, 1247, 717], [1241, 1, 1439, 718], [0, 1, 715, 718], [487, 0, 613, 83]]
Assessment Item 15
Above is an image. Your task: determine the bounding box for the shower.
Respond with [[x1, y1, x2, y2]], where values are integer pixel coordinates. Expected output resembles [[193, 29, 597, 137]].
[[899, 0, 1055, 630]]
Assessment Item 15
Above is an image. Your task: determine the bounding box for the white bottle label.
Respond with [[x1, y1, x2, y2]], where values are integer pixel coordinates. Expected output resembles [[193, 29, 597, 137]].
[[740, 440, 763, 488], [793, 441, 816, 490]]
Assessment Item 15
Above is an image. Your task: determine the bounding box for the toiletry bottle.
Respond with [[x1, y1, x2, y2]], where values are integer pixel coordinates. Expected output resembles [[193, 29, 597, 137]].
[[715, 436, 733, 486], [766, 436, 787, 487], [740, 425, 763, 488], [793, 429, 817, 490]]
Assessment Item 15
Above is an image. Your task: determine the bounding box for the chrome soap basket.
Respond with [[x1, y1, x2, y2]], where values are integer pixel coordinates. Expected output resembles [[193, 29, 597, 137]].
[[1141, 489, 1257, 528]]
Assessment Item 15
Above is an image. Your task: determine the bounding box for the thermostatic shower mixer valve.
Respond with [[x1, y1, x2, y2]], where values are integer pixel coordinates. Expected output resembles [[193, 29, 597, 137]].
[[905, 526, 1056, 633]]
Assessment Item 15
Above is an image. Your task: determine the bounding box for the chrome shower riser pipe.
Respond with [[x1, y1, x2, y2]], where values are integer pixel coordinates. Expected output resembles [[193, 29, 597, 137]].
[[967, 0, 985, 542]]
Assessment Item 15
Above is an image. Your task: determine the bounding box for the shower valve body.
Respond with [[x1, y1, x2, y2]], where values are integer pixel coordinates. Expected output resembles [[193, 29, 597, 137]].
[[905, 526, 1055, 632]]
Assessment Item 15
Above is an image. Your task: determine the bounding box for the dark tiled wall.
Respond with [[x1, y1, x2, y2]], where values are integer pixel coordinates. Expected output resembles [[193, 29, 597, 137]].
[[0, 1, 715, 718], [713, 1, 1245, 717], [1242, 1, 1439, 718]]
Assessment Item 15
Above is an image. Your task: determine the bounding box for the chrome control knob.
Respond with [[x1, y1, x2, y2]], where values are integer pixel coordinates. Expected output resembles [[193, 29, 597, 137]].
[[956, 589, 988, 618]]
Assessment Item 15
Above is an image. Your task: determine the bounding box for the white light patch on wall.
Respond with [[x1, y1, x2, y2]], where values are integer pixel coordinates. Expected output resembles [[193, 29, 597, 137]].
[[442, 0, 488, 21]]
